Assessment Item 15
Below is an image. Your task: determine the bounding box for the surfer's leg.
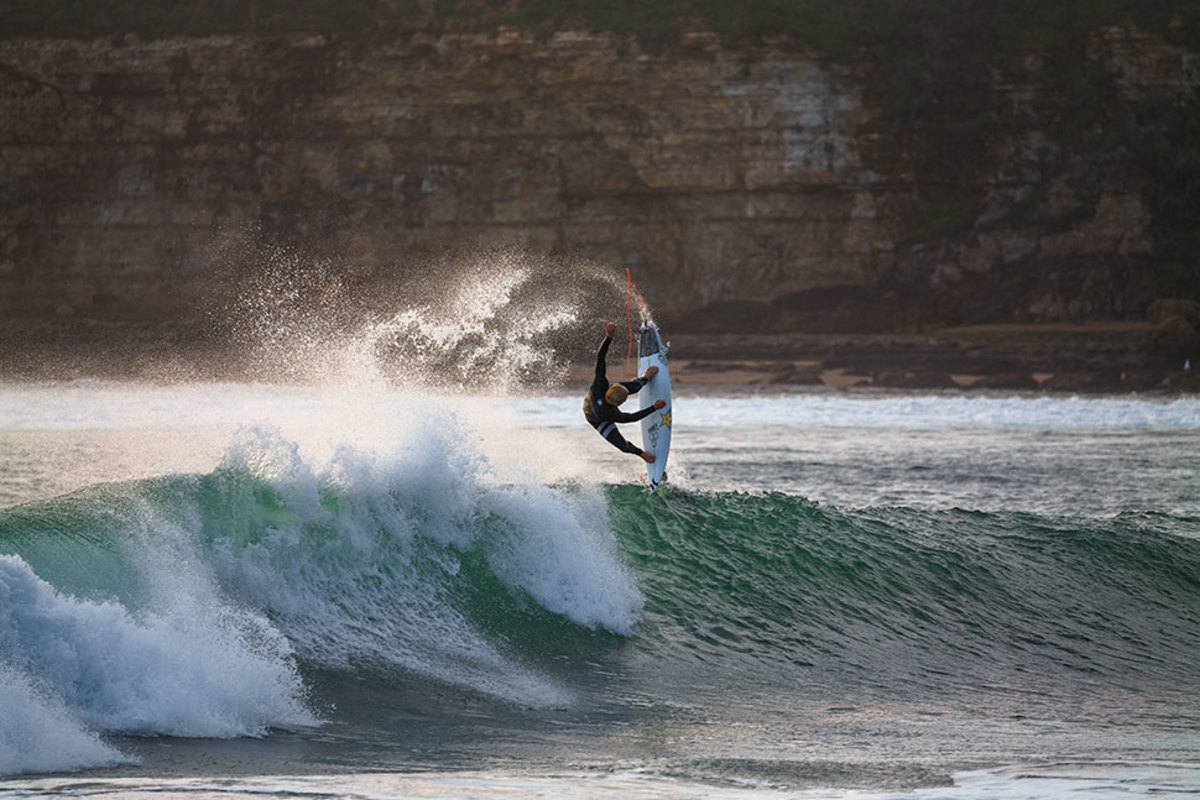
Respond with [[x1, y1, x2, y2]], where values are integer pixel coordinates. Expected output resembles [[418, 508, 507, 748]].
[[595, 421, 643, 456]]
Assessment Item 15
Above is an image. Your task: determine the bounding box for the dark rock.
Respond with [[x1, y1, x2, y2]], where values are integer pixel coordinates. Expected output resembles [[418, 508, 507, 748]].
[[1147, 298, 1200, 329], [1142, 314, 1200, 368]]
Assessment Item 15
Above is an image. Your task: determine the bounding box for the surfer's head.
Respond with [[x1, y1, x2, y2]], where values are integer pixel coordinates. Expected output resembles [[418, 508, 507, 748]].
[[605, 385, 629, 406]]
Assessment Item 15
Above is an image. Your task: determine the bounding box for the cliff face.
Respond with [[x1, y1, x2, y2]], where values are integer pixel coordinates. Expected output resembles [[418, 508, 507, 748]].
[[1, 28, 1196, 333]]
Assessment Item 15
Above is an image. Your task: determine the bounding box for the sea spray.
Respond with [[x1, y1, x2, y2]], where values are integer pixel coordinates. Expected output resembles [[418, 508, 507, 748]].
[[207, 241, 629, 390], [348, 266, 579, 391]]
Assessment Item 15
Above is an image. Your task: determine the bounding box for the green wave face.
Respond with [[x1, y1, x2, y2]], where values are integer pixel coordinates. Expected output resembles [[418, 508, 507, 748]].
[[607, 486, 1200, 699], [4, 469, 1199, 712]]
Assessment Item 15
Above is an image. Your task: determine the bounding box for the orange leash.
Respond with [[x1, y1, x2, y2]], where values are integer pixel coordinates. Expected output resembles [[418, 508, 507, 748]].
[[625, 269, 650, 377]]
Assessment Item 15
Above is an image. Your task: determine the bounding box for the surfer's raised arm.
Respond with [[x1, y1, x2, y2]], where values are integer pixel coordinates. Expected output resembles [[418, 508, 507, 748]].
[[595, 321, 617, 376]]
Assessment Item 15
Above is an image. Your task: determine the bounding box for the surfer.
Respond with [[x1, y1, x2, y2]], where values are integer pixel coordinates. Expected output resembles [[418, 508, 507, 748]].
[[584, 321, 666, 463]]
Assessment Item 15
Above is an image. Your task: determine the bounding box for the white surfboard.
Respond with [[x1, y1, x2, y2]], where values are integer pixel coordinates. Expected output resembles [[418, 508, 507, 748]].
[[638, 321, 672, 490]]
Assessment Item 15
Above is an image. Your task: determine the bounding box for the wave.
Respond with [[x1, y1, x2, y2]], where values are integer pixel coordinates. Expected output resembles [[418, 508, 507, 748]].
[[0, 419, 643, 775], [3, 422, 1199, 775]]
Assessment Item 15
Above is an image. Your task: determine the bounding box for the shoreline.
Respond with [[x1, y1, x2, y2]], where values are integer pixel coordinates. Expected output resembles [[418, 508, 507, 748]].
[[655, 323, 1196, 394], [1, 319, 1196, 394]]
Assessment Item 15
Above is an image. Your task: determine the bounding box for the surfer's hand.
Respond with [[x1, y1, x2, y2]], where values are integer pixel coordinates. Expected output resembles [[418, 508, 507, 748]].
[[643, 366, 659, 381], [604, 321, 617, 337], [640, 451, 656, 464], [653, 399, 666, 410]]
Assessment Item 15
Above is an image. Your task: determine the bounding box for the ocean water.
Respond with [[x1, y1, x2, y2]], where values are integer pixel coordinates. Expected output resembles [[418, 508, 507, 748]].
[[1, 380, 1198, 799]]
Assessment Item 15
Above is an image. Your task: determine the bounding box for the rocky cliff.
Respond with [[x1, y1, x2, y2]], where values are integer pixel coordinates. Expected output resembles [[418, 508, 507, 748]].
[[1, 26, 1197, 340]]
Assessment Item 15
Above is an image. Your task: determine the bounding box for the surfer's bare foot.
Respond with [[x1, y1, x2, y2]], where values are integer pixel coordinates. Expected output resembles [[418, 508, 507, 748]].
[[643, 366, 659, 380], [640, 452, 656, 464]]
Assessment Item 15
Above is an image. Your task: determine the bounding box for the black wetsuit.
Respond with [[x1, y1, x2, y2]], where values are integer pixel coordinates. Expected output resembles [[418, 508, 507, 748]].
[[583, 335, 656, 455]]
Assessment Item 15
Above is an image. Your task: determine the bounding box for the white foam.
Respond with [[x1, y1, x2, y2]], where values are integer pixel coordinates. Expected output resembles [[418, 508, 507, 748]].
[[6, 763, 1199, 799], [0, 553, 316, 752], [0, 380, 333, 432], [948, 761, 1200, 798], [9, 381, 1196, 441], [507, 392, 1200, 431], [0, 663, 132, 776], [479, 482, 644, 634]]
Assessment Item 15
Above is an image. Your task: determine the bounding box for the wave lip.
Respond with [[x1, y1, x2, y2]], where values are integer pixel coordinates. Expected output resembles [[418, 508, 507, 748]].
[[204, 424, 643, 704]]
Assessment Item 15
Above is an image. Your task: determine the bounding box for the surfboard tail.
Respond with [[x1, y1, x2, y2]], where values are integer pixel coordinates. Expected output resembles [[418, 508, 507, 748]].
[[639, 321, 663, 359]]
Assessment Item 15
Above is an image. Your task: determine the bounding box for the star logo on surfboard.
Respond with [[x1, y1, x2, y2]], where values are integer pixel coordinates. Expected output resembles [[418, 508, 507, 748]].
[[660, 410, 671, 428]]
